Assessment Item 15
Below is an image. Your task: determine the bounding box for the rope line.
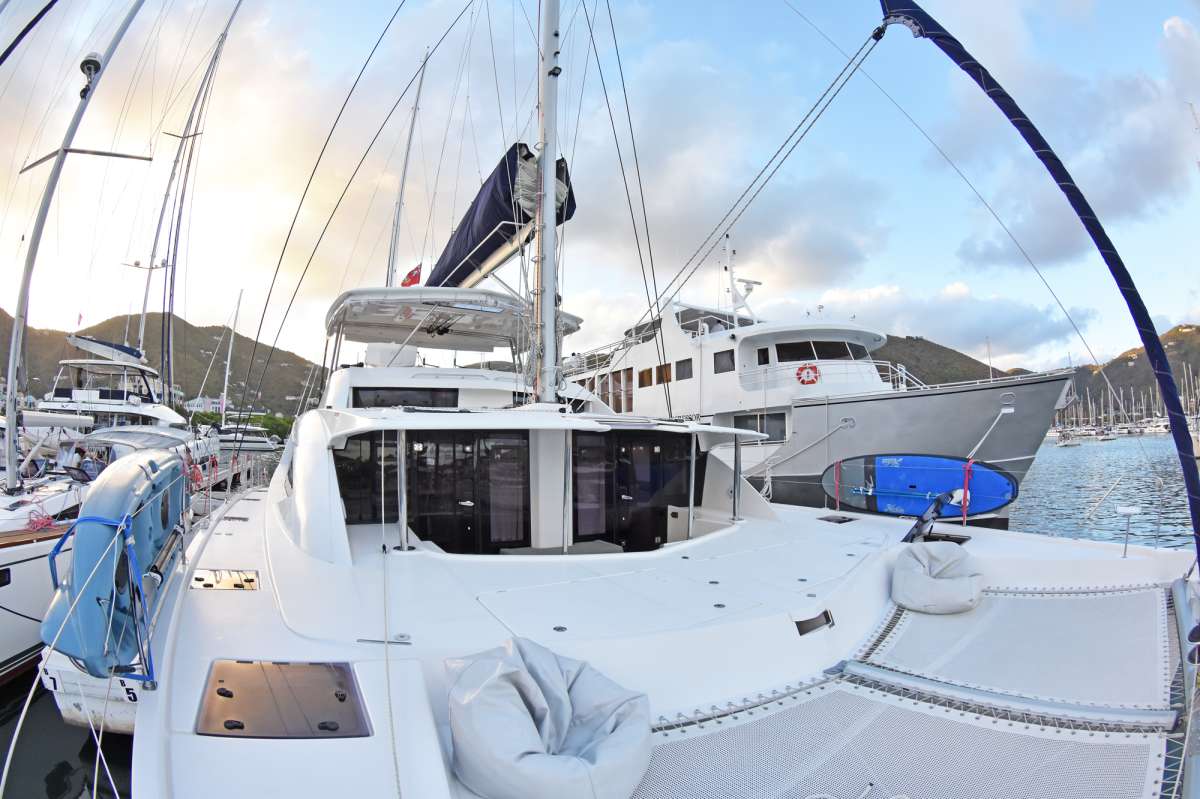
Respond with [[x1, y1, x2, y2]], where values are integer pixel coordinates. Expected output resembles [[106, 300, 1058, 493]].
[[233, 0, 475, 462]]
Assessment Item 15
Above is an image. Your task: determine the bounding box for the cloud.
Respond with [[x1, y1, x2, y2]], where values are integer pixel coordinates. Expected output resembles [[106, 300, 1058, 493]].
[[759, 281, 1096, 364], [933, 14, 1200, 269], [542, 35, 890, 298]]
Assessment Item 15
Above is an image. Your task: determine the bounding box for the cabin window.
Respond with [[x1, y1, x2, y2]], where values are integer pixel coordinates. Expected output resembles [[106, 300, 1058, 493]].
[[812, 341, 852, 360], [332, 430, 530, 554], [621, 368, 633, 412], [675, 359, 693, 381], [638, 368, 653, 388], [713, 350, 735, 374], [610, 371, 624, 412], [333, 433, 400, 525], [776, 341, 816, 362], [352, 387, 458, 409], [406, 430, 530, 554], [734, 412, 787, 443], [847, 342, 869, 360], [757, 347, 770, 366], [655, 364, 672, 384], [572, 431, 702, 552]]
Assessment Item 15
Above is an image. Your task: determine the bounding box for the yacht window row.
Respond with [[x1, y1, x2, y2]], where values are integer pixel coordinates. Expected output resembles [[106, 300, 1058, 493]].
[[332, 428, 702, 555]]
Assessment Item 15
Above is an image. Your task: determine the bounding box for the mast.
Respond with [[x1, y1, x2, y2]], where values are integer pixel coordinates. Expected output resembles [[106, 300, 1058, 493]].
[[138, 0, 243, 353], [386, 52, 428, 288], [4, 0, 145, 494], [220, 290, 242, 427], [532, 0, 562, 403]]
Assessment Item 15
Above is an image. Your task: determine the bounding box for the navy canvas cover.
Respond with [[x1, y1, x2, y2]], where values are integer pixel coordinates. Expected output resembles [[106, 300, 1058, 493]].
[[427, 143, 576, 288]]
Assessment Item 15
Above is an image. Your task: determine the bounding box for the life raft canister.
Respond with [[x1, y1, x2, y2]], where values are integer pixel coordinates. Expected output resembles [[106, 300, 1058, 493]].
[[795, 363, 821, 385]]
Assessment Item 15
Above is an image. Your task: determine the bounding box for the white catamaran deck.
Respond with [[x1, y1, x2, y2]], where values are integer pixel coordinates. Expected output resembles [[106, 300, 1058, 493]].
[[129, 478, 1193, 798]]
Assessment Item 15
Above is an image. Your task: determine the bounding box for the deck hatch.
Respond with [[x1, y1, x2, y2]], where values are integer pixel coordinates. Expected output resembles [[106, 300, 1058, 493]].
[[817, 515, 855, 524], [190, 569, 258, 590], [196, 660, 370, 739]]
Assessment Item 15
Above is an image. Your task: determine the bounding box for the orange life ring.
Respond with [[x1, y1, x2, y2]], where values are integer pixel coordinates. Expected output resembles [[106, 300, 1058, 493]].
[[795, 363, 821, 385]]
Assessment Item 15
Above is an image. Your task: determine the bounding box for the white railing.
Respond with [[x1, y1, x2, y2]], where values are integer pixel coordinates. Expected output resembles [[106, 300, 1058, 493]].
[[738, 360, 914, 394]]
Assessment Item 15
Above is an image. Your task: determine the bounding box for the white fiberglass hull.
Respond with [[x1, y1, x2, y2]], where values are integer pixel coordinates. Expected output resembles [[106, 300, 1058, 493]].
[[125, 470, 1191, 798]]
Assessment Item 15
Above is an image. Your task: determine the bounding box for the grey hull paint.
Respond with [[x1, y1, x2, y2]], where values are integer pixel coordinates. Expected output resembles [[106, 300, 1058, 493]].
[[714, 372, 1071, 526]]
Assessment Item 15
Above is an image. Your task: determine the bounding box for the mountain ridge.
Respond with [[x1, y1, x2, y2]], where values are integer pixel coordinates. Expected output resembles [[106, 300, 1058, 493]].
[[3, 311, 1197, 416]]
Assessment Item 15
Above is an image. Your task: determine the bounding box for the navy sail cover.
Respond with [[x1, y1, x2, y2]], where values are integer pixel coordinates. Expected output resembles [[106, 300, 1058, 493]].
[[427, 143, 577, 288]]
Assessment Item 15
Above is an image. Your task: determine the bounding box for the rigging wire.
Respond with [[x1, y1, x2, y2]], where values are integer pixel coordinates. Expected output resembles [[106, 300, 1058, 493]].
[[0, 0, 59, 70], [483, 0, 507, 151], [580, 0, 673, 415], [590, 30, 880, 395], [780, 1, 1168, 482], [653, 31, 880, 318], [226, 0, 413, 442], [419, 0, 481, 265], [233, 1, 475, 458]]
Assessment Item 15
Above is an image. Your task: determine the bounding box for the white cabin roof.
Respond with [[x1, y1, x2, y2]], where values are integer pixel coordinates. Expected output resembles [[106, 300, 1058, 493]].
[[325, 287, 582, 352], [314, 406, 765, 448], [58, 359, 161, 377]]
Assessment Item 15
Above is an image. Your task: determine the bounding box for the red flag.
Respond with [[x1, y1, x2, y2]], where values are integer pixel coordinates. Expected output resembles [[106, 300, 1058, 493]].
[[401, 264, 421, 287]]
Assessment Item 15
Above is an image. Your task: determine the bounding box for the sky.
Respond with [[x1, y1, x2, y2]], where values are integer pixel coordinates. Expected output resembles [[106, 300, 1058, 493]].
[[0, 0, 1197, 374]]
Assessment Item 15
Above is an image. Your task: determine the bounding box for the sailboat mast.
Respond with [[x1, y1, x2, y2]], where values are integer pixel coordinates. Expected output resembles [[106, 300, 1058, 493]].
[[4, 0, 145, 494], [137, 0, 243, 353], [532, 0, 562, 403], [220, 290, 242, 427], [386, 52, 428, 288]]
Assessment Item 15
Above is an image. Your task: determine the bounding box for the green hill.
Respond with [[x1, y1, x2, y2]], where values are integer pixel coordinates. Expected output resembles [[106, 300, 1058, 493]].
[[0, 310, 325, 415], [872, 335, 1007, 383], [1065, 324, 1200, 414]]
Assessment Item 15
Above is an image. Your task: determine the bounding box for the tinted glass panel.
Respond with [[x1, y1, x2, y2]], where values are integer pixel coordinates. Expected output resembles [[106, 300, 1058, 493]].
[[812, 341, 852, 360], [573, 432, 611, 540], [352, 387, 458, 408], [638, 368, 653, 387], [776, 341, 816, 362], [757, 347, 770, 365], [713, 350, 735, 374], [476, 433, 529, 550], [333, 430, 530, 554], [848, 343, 869, 360], [656, 363, 672, 384], [406, 430, 531, 554], [734, 412, 787, 442], [333, 432, 399, 524], [573, 432, 694, 552], [675, 359, 693, 381]]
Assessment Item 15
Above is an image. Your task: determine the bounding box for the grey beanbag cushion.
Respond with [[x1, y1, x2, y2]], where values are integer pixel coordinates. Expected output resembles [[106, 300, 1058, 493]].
[[892, 541, 983, 614], [446, 637, 652, 799]]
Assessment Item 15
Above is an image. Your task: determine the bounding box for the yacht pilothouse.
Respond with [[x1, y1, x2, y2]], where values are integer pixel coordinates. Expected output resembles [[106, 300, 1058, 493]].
[[566, 267, 1073, 526]]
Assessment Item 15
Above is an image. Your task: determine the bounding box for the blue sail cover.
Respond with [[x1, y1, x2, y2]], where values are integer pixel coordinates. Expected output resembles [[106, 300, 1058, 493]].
[[427, 143, 577, 288], [878, 0, 1200, 552]]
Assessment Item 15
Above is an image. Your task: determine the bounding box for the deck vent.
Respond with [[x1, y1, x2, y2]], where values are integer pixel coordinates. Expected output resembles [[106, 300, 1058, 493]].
[[795, 610, 835, 637], [818, 515, 855, 524], [223, 515, 250, 521], [190, 569, 258, 590]]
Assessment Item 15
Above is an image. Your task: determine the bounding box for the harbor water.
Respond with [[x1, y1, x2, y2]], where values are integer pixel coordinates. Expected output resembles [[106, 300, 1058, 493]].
[[0, 435, 1194, 796]]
